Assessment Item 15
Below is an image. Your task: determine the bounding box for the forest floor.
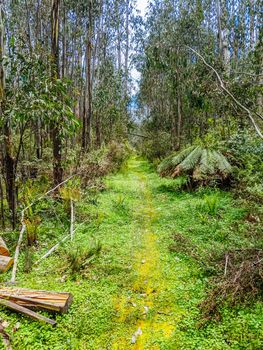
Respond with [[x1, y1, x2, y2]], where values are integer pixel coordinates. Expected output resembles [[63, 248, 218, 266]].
[[0, 157, 262, 349]]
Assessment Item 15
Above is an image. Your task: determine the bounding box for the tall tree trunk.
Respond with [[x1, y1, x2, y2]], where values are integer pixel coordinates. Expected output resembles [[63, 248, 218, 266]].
[[124, 0, 129, 96], [35, 118, 41, 159], [176, 66, 182, 150], [116, 1, 121, 71], [249, 0, 255, 50], [256, 25, 263, 114], [217, 0, 230, 75], [171, 111, 177, 151], [95, 111, 101, 148], [82, 0, 93, 152], [3, 125, 16, 228], [0, 174, 4, 229], [0, 1, 16, 228], [62, 3, 67, 79], [25, 0, 32, 54], [51, 0, 63, 186]]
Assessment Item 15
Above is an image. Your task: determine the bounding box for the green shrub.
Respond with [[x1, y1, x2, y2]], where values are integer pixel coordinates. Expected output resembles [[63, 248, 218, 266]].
[[64, 238, 102, 274], [202, 193, 220, 216], [227, 131, 263, 201]]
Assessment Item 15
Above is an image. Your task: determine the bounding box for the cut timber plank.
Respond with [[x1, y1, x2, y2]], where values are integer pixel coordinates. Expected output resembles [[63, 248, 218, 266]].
[[0, 298, 57, 326], [0, 237, 10, 257], [0, 256, 13, 272], [0, 288, 73, 313]]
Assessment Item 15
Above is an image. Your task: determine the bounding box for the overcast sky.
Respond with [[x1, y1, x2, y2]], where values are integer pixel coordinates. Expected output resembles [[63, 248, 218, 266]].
[[136, 0, 148, 16]]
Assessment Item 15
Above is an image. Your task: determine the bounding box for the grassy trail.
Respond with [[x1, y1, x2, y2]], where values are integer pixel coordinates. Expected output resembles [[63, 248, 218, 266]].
[[112, 159, 177, 349], [1, 157, 262, 349]]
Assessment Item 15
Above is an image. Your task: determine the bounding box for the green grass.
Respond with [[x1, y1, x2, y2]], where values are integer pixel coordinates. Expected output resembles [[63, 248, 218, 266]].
[[0, 156, 262, 349]]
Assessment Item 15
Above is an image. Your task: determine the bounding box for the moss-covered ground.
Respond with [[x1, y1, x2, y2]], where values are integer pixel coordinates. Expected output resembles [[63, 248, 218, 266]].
[[0, 157, 262, 349]]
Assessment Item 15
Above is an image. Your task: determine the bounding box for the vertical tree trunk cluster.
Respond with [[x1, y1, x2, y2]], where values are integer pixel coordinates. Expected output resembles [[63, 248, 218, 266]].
[[82, 0, 93, 152], [0, 1, 16, 228], [51, 0, 63, 186]]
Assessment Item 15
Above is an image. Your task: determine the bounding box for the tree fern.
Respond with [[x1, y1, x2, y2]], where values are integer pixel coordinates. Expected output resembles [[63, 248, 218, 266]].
[[158, 145, 232, 185]]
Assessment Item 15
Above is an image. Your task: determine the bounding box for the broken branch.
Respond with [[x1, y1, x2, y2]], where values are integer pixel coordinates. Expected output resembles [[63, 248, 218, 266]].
[[0, 299, 57, 327], [187, 46, 263, 139]]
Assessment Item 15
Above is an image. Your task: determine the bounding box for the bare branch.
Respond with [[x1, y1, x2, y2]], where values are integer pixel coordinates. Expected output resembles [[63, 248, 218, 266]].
[[11, 173, 77, 283], [10, 211, 26, 283], [187, 46, 263, 140], [232, 71, 263, 77]]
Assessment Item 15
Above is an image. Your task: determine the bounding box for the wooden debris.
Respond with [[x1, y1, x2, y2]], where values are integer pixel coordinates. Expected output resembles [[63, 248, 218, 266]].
[[0, 299, 57, 327], [0, 237, 10, 257], [10, 212, 26, 283], [0, 319, 12, 350], [0, 256, 13, 273], [0, 288, 73, 313]]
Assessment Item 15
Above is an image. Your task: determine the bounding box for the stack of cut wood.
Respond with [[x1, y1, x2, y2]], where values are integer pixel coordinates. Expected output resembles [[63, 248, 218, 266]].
[[0, 287, 73, 326], [0, 237, 13, 273]]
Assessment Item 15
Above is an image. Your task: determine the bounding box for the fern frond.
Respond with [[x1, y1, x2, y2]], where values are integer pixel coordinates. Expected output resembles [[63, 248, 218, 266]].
[[199, 149, 216, 175], [212, 151, 232, 174], [157, 152, 177, 173], [170, 146, 196, 166], [179, 146, 202, 172]]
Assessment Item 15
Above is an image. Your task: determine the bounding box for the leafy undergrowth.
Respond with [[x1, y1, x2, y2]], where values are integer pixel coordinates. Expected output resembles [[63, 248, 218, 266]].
[[0, 157, 262, 349]]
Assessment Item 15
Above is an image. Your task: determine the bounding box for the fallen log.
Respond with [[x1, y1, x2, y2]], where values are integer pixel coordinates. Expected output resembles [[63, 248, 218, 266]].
[[0, 299, 57, 327], [0, 238, 10, 257], [0, 288, 72, 313], [0, 256, 13, 273]]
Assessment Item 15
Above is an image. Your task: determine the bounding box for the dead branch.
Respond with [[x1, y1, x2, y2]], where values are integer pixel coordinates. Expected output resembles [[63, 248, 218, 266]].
[[127, 132, 150, 139], [232, 71, 263, 77], [0, 299, 56, 326], [11, 174, 77, 283], [10, 212, 26, 284], [70, 198, 74, 241], [23, 174, 76, 213], [224, 253, 229, 276], [0, 320, 12, 350], [35, 234, 70, 265], [187, 46, 263, 140], [35, 218, 91, 265]]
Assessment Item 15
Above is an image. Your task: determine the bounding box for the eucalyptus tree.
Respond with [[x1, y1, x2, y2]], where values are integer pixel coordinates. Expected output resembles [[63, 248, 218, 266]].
[[138, 0, 263, 159]]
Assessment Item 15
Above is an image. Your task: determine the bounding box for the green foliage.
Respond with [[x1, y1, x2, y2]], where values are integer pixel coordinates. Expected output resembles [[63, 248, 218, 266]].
[[112, 194, 130, 217], [198, 193, 220, 216], [137, 131, 172, 161], [227, 131, 263, 201], [106, 141, 132, 171], [79, 142, 132, 187], [155, 176, 188, 193], [59, 185, 81, 202], [63, 238, 102, 274], [24, 216, 41, 246], [93, 59, 128, 143], [0, 46, 79, 135]]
